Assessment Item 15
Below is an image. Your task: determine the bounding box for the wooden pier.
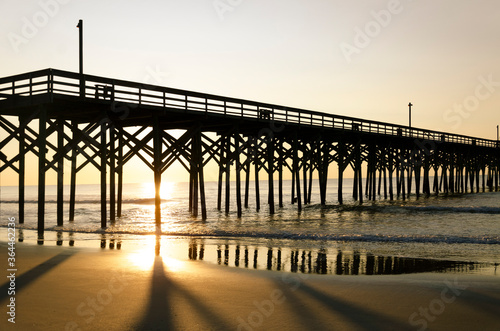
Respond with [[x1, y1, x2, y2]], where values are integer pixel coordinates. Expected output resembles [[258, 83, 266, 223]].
[[1, 69, 499, 237]]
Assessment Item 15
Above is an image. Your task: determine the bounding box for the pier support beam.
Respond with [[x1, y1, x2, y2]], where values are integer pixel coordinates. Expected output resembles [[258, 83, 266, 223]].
[[38, 109, 47, 239], [225, 135, 231, 215], [244, 137, 250, 209], [254, 136, 260, 211], [18, 116, 26, 223], [217, 135, 224, 211], [278, 138, 284, 208], [337, 141, 345, 205], [153, 115, 162, 230], [69, 121, 77, 221], [56, 118, 64, 226], [100, 121, 107, 228], [236, 133, 242, 218], [197, 133, 207, 220], [388, 148, 394, 200], [109, 125, 116, 222], [320, 141, 329, 206], [117, 128, 123, 218], [267, 135, 275, 214], [293, 135, 302, 211]]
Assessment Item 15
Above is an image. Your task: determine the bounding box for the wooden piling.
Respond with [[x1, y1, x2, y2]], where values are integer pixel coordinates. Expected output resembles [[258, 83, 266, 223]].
[[388, 149, 394, 200], [18, 116, 25, 223], [307, 161, 314, 204], [117, 128, 123, 218], [100, 121, 107, 228], [225, 135, 231, 214], [293, 136, 302, 211], [192, 143, 199, 217], [244, 138, 250, 209], [337, 142, 344, 205], [449, 161, 455, 194], [153, 115, 162, 229], [37, 109, 47, 238], [378, 169, 382, 197], [197, 132, 207, 220], [254, 137, 260, 211], [400, 152, 406, 201], [433, 166, 439, 195], [267, 135, 275, 214], [303, 148, 308, 205], [358, 156, 363, 204], [278, 138, 284, 208], [189, 165, 194, 213], [407, 154, 413, 197], [109, 125, 116, 221], [57, 118, 64, 226], [217, 136, 224, 211], [383, 167, 387, 199], [396, 153, 401, 198], [494, 163, 498, 192], [236, 133, 242, 218], [69, 121, 77, 221]]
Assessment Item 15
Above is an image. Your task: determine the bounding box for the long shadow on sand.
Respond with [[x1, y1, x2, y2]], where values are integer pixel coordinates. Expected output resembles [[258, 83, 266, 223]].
[[273, 277, 411, 331], [0, 251, 75, 302], [459, 288, 500, 318], [134, 256, 174, 330], [299, 282, 411, 330], [135, 255, 232, 330]]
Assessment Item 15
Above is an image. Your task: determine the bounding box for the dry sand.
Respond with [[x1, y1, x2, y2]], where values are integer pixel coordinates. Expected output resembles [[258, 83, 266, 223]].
[[0, 240, 499, 331]]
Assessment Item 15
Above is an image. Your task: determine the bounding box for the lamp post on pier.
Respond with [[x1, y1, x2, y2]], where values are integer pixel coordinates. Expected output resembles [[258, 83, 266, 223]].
[[77, 19, 84, 97], [497, 125, 499, 148], [408, 102, 413, 136]]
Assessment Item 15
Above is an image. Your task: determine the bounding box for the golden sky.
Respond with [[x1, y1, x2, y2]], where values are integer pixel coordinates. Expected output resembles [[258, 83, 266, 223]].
[[1, 0, 500, 185]]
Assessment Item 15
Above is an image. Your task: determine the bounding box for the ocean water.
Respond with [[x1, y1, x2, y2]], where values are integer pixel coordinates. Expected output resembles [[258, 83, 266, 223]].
[[1, 179, 499, 275]]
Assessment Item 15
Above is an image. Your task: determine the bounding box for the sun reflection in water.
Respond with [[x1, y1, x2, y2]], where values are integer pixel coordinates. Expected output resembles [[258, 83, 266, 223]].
[[127, 235, 188, 272]]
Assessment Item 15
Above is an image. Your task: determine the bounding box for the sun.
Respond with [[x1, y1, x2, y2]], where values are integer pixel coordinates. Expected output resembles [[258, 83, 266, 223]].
[[141, 181, 175, 200]]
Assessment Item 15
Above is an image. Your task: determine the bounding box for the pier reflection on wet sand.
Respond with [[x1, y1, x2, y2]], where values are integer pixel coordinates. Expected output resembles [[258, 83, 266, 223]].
[[16, 230, 494, 276], [189, 240, 492, 276]]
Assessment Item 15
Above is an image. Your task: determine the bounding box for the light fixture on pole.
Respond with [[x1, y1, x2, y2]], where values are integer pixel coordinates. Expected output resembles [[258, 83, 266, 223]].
[[497, 125, 499, 148], [77, 20, 84, 97], [408, 102, 413, 135]]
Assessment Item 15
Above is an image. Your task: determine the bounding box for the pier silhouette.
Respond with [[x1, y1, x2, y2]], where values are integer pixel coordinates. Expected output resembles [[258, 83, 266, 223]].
[[1, 69, 499, 237]]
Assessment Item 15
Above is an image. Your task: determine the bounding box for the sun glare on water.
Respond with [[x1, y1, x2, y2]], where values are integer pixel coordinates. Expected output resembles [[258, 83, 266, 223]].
[[141, 181, 175, 200], [127, 235, 188, 272]]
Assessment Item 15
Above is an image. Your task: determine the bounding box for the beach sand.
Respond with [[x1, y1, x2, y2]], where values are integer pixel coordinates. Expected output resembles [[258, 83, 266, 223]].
[[1, 240, 499, 331]]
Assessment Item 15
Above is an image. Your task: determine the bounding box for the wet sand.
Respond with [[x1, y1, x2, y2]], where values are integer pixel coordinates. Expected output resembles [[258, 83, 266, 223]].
[[0, 241, 499, 331]]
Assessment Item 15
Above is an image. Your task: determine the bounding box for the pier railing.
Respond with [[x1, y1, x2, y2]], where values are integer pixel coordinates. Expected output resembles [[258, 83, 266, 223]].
[[1, 68, 498, 148]]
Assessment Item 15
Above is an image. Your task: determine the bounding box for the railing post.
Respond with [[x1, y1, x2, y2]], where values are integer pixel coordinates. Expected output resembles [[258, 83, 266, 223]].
[[79, 74, 85, 98], [48, 71, 54, 102]]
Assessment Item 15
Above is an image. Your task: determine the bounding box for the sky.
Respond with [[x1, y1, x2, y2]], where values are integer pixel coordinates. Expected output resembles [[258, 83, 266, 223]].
[[1, 0, 500, 185]]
